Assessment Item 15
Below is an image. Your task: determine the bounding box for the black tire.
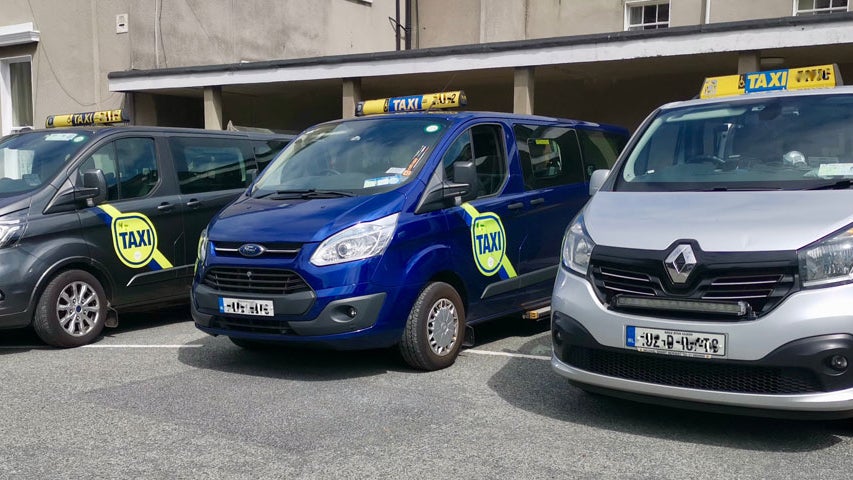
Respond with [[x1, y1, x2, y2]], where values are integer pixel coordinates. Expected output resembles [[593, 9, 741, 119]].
[[399, 281, 465, 371], [33, 270, 107, 348], [229, 336, 273, 350]]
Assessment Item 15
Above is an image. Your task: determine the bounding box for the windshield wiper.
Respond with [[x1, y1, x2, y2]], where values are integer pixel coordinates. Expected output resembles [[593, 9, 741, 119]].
[[256, 189, 354, 199], [702, 186, 782, 191], [808, 179, 853, 190]]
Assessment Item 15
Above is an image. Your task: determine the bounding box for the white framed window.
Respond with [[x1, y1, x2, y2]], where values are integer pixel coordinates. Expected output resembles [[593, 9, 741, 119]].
[[0, 56, 34, 135], [795, 0, 849, 15], [625, 1, 670, 31]]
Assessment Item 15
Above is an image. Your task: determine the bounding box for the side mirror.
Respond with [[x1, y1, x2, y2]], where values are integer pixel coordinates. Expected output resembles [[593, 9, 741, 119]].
[[589, 169, 610, 196], [79, 169, 107, 205], [453, 161, 478, 203]]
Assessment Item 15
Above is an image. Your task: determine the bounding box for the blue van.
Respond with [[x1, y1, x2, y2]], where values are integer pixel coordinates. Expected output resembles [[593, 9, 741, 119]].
[[191, 92, 628, 370]]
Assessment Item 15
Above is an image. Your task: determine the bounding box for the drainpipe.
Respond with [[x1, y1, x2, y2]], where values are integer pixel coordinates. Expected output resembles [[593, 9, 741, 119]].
[[395, 0, 401, 51], [404, 0, 412, 49]]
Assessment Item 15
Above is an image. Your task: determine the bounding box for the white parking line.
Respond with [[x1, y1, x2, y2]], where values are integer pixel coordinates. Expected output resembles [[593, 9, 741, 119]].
[[83, 344, 204, 348], [463, 349, 550, 361]]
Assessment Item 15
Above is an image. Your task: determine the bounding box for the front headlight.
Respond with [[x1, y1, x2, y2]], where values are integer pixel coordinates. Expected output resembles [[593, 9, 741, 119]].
[[197, 227, 209, 264], [799, 225, 853, 288], [0, 219, 23, 249], [561, 213, 595, 275], [310, 213, 399, 266]]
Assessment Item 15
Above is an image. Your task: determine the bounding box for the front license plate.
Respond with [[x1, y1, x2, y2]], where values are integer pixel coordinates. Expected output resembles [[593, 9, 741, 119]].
[[626, 326, 726, 357], [219, 297, 274, 317]]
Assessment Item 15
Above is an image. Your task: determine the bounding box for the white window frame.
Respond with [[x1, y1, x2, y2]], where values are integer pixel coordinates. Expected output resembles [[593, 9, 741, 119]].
[[0, 55, 34, 136], [794, 0, 850, 15], [624, 1, 671, 31]]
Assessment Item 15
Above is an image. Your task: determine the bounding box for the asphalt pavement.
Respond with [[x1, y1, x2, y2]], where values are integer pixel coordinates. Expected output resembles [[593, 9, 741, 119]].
[[2, 308, 853, 479]]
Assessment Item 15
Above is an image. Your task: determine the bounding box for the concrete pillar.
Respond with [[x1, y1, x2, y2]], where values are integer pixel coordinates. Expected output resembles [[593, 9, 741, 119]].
[[342, 78, 362, 119], [513, 67, 535, 115], [203, 86, 223, 130], [738, 51, 760, 74], [132, 92, 157, 126]]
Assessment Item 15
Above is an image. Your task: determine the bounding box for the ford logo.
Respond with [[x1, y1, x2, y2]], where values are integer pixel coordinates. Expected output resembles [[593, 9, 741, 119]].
[[238, 243, 266, 257]]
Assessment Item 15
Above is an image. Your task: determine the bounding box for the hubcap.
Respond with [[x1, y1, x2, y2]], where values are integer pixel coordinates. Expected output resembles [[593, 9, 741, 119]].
[[427, 298, 458, 356], [56, 281, 100, 337]]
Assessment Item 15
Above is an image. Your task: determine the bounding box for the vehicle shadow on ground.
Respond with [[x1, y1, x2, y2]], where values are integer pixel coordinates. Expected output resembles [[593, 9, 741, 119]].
[[177, 334, 413, 382], [487, 334, 849, 453], [98, 305, 193, 338], [0, 327, 45, 354]]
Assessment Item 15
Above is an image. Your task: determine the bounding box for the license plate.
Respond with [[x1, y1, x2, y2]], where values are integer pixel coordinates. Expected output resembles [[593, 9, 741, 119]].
[[219, 297, 274, 316], [626, 326, 726, 357]]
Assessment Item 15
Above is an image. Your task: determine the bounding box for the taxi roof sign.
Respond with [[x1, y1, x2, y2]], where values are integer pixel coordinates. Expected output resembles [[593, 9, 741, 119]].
[[45, 109, 128, 128], [356, 91, 467, 116], [700, 64, 843, 99]]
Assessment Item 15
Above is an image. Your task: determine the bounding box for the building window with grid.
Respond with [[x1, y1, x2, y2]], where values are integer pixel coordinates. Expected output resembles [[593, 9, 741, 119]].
[[626, 1, 670, 31], [796, 0, 848, 14]]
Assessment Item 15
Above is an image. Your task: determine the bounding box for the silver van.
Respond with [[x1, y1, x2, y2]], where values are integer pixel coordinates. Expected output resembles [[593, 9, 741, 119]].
[[551, 64, 853, 418]]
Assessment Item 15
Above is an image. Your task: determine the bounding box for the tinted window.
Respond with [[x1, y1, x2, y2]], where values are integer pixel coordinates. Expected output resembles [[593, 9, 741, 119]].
[[79, 137, 157, 200], [578, 130, 627, 179], [170, 137, 253, 194], [444, 125, 507, 198], [514, 125, 583, 190]]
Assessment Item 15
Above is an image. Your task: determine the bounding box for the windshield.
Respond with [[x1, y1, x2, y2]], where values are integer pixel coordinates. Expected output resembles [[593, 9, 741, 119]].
[[617, 93, 853, 191], [0, 131, 92, 197], [253, 117, 450, 197]]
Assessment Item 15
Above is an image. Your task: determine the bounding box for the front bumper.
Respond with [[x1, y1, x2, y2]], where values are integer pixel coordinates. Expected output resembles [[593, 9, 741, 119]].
[[0, 247, 41, 329], [551, 268, 853, 417]]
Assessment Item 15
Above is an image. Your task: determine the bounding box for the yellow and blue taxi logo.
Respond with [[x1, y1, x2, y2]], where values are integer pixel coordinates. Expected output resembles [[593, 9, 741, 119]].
[[460, 204, 517, 279], [700, 64, 841, 99], [95, 204, 173, 270], [45, 109, 128, 128], [356, 91, 467, 116]]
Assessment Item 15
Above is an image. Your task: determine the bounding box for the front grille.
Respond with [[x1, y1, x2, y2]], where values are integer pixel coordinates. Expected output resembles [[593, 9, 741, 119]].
[[210, 317, 295, 335], [567, 346, 822, 394], [591, 264, 796, 318], [213, 241, 301, 259], [203, 267, 310, 295]]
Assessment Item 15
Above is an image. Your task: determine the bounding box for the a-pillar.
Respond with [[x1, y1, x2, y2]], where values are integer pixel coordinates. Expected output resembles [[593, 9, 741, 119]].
[[738, 51, 760, 74], [203, 86, 223, 130], [342, 78, 362, 119], [514, 67, 535, 115]]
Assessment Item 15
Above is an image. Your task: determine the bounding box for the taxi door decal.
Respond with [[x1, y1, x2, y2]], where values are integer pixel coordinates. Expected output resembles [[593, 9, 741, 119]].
[[459, 203, 517, 279], [94, 204, 174, 270]]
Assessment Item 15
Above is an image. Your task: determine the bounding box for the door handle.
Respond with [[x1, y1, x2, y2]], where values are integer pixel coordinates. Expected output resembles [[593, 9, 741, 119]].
[[508, 202, 524, 210], [157, 202, 173, 212], [530, 198, 545, 206], [185, 199, 201, 208]]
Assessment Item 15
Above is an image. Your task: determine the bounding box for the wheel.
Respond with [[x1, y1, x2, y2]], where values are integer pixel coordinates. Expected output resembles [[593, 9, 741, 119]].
[[33, 270, 107, 347], [399, 281, 465, 371], [229, 336, 272, 350]]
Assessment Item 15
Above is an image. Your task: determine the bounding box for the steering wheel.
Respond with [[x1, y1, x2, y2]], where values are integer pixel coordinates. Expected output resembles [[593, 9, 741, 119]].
[[317, 169, 341, 176], [686, 155, 726, 167]]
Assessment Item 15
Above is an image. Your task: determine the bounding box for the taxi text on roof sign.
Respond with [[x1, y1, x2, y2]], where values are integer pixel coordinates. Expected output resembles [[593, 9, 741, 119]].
[[699, 64, 843, 99], [45, 109, 128, 128], [356, 91, 467, 116]]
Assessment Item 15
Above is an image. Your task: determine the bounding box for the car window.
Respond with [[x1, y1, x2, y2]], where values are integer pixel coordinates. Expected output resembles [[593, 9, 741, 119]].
[[514, 124, 584, 190], [578, 130, 627, 179], [170, 137, 254, 194], [252, 139, 290, 172], [0, 131, 92, 197], [79, 137, 157, 200], [444, 124, 508, 198]]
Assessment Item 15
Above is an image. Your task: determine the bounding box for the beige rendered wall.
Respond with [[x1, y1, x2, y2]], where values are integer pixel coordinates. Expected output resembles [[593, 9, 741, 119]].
[[127, 0, 399, 70], [0, 0, 131, 132], [708, 0, 793, 22]]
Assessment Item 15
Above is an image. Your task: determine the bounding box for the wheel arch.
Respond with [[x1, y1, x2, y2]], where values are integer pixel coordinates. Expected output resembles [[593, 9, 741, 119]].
[[28, 257, 117, 315]]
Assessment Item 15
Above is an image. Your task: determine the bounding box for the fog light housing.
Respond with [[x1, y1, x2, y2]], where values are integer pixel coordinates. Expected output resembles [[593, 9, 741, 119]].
[[829, 355, 848, 371], [347, 306, 358, 318]]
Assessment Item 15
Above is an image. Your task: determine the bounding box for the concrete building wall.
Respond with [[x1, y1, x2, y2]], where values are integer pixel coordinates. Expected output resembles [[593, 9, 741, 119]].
[[708, 0, 794, 22], [0, 0, 131, 133], [127, 0, 399, 70]]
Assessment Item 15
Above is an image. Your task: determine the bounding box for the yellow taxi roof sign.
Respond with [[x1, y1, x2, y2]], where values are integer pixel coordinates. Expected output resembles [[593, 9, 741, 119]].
[[356, 91, 467, 116], [45, 109, 129, 128], [700, 64, 843, 99]]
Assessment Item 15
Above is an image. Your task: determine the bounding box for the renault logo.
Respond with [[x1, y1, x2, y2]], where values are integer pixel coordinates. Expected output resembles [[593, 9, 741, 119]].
[[238, 243, 266, 257], [664, 244, 697, 284]]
